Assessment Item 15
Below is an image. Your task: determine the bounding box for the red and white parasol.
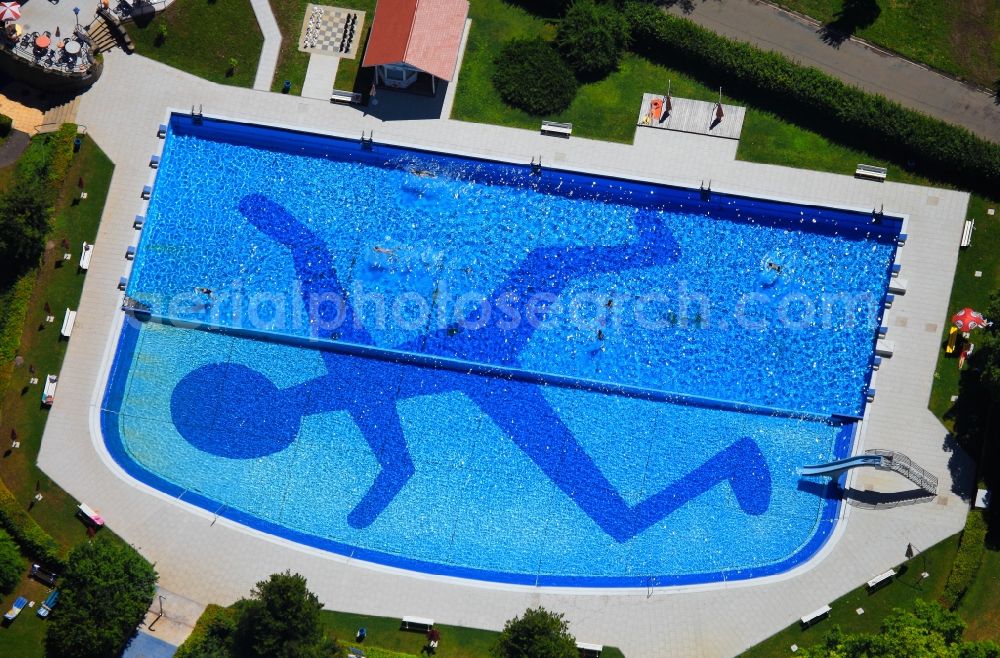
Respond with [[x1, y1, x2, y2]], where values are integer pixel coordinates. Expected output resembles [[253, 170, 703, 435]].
[[0, 2, 21, 21], [952, 307, 991, 332]]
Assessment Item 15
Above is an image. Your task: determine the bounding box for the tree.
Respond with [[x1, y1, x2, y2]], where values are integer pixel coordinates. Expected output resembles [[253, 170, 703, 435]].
[[977, 291, 1000, 398], [0, 528, 25, 595], [492, 38, 579, 116], [232, 571, 342, 658], [44, 536, 157, 658], [493, 606, 577, 658], [798, 600, 1000, 658], [556, 0, 629, 80], [0, 181, 51, 270]]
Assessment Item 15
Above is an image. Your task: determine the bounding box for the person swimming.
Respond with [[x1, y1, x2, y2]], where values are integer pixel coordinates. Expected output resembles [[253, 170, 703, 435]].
[[195, 287, 214, 297], [766, 261, 782, 273], [410, 168, 435, 178], [373, 246, 396, 256]]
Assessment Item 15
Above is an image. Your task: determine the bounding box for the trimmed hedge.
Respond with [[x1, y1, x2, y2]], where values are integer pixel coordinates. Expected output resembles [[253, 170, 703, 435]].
[[0, 478, 65, 570], [0, 272, 35, 363], [623, 2, 1000, 196], [0, 113, 11, 139], [941, 509, 988, 609], [493, 38, 579, 116], [0, 274, 35, 400]]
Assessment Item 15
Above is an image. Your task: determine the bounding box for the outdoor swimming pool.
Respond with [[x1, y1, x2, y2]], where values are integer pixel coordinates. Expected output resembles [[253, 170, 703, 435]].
[[101, 115, 901, 586]]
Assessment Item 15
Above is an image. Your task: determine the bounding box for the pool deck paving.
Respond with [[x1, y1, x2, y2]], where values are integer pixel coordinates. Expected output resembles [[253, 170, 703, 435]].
[[37, 50, 973, 658]]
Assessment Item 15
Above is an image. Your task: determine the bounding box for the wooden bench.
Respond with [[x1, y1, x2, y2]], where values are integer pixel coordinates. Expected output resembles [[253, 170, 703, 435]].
[[855, 164, 887, 181], [400, 616, 434, 633], [577, 641, 603, 657], [866, 568, 896, 592], [961, 219, 975, 247], [541, 120, 573, 137], [330, 89, 362, 104], [800, 604, 831, 628]]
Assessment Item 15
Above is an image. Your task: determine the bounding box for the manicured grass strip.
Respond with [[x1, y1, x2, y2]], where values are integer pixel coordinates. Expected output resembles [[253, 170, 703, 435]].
[[771, 1, 1000, 88], [129, 0, 262, 88], [741, 534, 961, 657], [0, 135, 115, 553], [959, 547, 1000, 641], [268, 0, 376, 95], [320, 610, 499, 658], [928, 195, 1000, 427], [319, 610, 625, 658]]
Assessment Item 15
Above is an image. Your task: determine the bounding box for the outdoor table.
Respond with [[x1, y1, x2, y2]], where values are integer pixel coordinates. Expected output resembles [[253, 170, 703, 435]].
[[63, 40, 80, 55], [35, 34, 49, 48]]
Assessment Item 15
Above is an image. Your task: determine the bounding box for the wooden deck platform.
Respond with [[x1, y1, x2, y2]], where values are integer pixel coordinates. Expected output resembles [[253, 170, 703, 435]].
[[636, 93, 745, 140]]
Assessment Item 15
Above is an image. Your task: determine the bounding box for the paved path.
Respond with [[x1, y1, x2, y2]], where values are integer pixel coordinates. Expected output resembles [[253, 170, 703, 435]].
[[667, 0, 1000, 143], [301, 54, 340, 100], [249, 0, 281, 91], [37, 50, 974, 657]]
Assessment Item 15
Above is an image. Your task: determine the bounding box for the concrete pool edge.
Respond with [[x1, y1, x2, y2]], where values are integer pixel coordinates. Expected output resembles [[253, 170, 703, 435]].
[[89, 110, 899, 591]]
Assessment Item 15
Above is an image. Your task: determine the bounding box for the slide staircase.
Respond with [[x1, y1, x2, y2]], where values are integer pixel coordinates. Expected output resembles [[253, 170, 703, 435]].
[[800, 449, 937, 494]]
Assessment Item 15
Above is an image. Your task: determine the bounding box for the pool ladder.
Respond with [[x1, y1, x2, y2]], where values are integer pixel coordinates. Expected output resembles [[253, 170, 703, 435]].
[[360, 131, 374, 150], [530, 156, 542, 175], [191, 105, 204, 125]]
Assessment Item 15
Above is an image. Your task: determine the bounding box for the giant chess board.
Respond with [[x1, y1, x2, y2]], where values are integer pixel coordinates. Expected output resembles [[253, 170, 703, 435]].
[[298, 4, 366, 58]]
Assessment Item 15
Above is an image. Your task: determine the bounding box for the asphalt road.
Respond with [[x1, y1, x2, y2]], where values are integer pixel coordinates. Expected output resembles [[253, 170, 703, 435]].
[[667, 0, 1000, 143]]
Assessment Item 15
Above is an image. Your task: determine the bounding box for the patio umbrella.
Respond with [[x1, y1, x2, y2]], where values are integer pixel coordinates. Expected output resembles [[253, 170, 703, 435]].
[[0, 2, 21, 21], [952, 307, 991, 331]]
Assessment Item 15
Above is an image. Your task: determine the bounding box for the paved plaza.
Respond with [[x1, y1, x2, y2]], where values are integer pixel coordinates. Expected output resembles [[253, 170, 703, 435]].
[[33, 46, 975, 657]]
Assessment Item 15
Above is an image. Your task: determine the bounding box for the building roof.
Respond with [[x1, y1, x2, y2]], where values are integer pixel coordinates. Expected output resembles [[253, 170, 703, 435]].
[[361, 0, 469, 81]]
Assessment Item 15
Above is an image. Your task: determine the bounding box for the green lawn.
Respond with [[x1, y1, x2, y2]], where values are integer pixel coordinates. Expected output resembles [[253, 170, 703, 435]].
[[0, 136, 115, 551], [771, 0, 1000, 88], [741, 535, 961, 656], [0, 564, 61, 658], [959, 547, 1000, 641], [0, 135, 118, 657], [129, 0, 262, 87], [179, 608, 629, 657], [268, 0, 376, 95]]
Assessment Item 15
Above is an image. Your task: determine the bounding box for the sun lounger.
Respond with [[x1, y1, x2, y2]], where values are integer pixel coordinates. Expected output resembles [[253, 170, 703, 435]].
[[61, 308, 77, 338], [37, 590, 59, 618], [78, 503, 105, 527], [79, 242, 94, 270], [42, 374, 58, 406], [4, 596, 27, 621]]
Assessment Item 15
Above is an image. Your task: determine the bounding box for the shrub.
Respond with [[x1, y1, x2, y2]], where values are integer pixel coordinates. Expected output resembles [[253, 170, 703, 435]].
[[493, 607, 577, 658], [0, 113, 12, 138], [556, 0, 629, 80], [175, 604, 237, 658], [623, 2, 1000, 197], [941, 509, 988, 609], [0, 528, 26, 595], [45, 535, 157, 658], [0, 479, 64, 570], [232, 571, 343, 658], [493, 38, 578, 116]]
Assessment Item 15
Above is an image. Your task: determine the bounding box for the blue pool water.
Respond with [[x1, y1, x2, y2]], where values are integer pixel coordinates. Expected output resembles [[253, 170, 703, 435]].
[[101, 115, 900, 586]]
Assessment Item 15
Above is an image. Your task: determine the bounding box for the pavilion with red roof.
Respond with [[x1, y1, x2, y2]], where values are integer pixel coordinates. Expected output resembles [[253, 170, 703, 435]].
[[361, 0, 469, 94]]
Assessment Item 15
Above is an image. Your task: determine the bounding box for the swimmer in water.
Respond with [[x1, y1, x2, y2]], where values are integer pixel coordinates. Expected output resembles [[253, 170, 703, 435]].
[[195, 287, 214, 297], [606, 299, 614, 309], [373, 246, 396, 256], [597, 329, 605, 341], [410, 168, 434, 178], [766, 261, 782, 273]]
